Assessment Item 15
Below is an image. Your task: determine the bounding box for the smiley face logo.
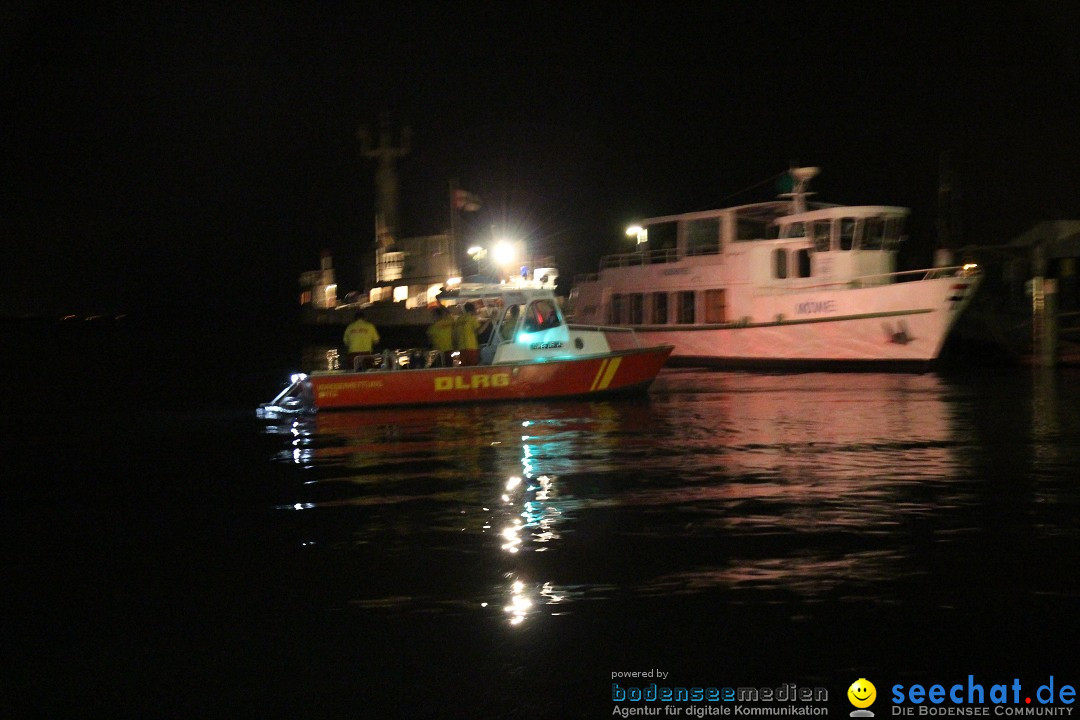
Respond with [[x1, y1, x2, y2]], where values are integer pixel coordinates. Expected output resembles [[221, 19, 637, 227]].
[[848, 678, 877, 709]]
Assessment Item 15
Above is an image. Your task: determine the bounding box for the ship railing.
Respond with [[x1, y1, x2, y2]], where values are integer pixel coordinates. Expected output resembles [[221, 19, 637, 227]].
[[568, 324, 644, 350], [346, 348, 447, 371], [598, 248, 679, 269], [758, 264, 980, 294]]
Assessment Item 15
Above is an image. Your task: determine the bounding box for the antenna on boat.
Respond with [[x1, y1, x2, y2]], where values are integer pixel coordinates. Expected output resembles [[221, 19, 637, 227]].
[[780, 167, 820, 214], [936, 150, 962, 251]]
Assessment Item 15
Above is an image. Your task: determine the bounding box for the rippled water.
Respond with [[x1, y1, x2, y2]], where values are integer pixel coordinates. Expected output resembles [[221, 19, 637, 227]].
[[7, 327, 1080, 718], [251, 369, 1079, 716]]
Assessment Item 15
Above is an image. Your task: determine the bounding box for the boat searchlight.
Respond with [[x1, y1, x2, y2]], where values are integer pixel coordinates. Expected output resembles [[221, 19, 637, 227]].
[[626, 225, 647, 245]]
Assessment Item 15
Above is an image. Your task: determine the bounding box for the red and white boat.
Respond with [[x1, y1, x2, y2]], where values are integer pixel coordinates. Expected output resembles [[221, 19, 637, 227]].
[[259, 278, 673, 413]]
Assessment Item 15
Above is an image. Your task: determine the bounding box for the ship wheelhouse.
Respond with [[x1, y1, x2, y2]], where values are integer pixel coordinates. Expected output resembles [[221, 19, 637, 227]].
[[574, 200, 911, 329]]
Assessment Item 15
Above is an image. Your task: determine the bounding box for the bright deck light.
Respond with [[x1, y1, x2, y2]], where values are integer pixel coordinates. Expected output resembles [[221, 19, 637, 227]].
[[493, 241, 516, 266]]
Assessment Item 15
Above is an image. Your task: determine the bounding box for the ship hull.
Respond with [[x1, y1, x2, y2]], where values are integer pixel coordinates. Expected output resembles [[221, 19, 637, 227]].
[[588, 275, 981, 368], [304, 345, 673, 410]]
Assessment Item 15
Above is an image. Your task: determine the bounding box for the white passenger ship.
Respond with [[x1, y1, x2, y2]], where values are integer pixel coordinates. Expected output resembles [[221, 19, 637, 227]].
[[569, 168, 982, 369]]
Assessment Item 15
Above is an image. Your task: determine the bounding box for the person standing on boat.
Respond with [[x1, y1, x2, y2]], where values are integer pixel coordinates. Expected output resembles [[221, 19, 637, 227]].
[[427, 305, 456, 366], [454, 302, 485, 366], [343, 311, 380, 371]]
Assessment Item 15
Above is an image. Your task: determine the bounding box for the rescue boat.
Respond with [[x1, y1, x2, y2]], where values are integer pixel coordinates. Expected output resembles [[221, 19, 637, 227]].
[[259, 277, 673, 413]]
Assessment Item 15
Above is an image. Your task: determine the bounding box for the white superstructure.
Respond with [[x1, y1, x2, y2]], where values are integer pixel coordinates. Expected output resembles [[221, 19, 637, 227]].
[[569, 168, 981, 368]]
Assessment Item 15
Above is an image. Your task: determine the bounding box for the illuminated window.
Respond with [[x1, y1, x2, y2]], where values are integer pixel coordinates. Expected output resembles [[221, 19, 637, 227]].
[[393, 285, 409, 302], [704, 289, 726, 323], [369, 286, 392, 303]]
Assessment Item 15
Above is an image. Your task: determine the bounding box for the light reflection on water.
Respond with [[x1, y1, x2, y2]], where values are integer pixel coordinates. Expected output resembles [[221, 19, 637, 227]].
[[263, 370, 1078, 629]]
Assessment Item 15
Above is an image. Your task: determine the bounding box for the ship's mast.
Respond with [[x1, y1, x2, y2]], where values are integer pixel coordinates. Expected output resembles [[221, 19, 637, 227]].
[[937, 150, 962, 251], [785, 166, 820, 214], [358, 113, 411, 249]]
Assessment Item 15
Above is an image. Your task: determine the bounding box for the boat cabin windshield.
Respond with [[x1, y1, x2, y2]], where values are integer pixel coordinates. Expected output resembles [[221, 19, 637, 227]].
[[499, 305, 521, 341], [522, 299, 562, 333], [802, 212, 906, 252]]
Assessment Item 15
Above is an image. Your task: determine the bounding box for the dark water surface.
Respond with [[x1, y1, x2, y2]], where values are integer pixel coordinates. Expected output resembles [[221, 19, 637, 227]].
[[5, 320, 1079, 718]]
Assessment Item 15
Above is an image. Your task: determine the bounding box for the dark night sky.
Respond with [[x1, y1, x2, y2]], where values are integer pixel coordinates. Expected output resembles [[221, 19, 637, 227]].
[[4, 1, 1080, 317]]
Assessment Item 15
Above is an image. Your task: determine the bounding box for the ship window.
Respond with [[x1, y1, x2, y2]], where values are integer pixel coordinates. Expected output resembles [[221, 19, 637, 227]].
[[652, 292, 668, 324], [523, 300, 561, 333], [704, 289, 727, 323], [884, 216, 905, 244], [773, 249, 788, 279], [796, 248, 811, 277], [685, 217, 721, 255], [609, 294, 624, 324], [839, 218, 856, 251], [862, 217, 885, 250], [676, 291, 695, 324], [628, 294, 644, 324], [736, 216, 770, 241], [645, 222, 677, 255], [500, 305, 522, 341], [780, 222, 806, 239], [810, 221, 832, 252]]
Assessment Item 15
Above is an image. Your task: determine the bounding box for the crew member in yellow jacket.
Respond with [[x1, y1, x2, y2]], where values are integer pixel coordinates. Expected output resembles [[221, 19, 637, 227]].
[[453, 302, 486, 366], [343, 311, 379, 370], [427, 306, 456, 366]]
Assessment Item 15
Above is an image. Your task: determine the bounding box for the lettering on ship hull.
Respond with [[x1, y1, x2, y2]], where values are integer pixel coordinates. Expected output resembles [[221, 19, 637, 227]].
[[795, 299, 836, 315], [317, 379, 384, 400], [434, 373, 511, 391]]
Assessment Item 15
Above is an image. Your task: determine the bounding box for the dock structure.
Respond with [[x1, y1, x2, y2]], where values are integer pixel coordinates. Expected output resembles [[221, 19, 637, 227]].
[[959, 221, 1080, 366]]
